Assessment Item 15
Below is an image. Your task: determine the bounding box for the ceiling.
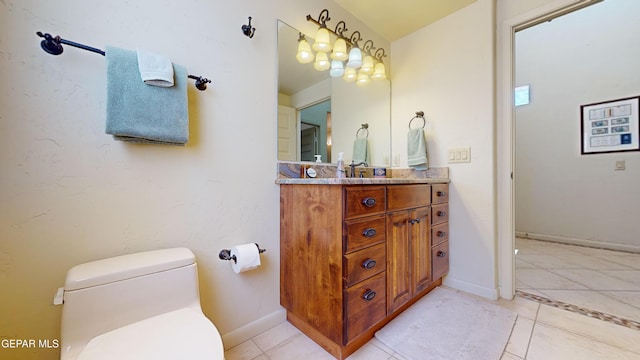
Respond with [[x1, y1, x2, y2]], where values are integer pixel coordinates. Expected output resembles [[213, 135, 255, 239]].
[[333, 0, 477, 42]]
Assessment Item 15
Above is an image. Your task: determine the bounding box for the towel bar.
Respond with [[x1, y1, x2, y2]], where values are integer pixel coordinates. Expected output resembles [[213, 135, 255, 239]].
[[36, 31, 212, 91]]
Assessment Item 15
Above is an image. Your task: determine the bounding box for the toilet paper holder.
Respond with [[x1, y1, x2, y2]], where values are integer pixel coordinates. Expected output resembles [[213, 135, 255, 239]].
[[219, 243, 266, 263]]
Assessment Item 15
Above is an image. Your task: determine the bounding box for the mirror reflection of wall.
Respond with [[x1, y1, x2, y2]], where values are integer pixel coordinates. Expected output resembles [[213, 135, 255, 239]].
[[300, 100, 331, 162], [277, 20, 391, 166]]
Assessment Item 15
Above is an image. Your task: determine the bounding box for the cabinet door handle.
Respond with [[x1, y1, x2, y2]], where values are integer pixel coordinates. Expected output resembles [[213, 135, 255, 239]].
[[437, 250, 447, 258], [362, 228, 377, 238], [409, 219, 421, 225], [362, 289, 376, 301], [437, 191, 447, 197], [437, 211, 447, 217], [437, 231, 447, 237], [362, 197, 377, 207], [362, 259, 377, 269]]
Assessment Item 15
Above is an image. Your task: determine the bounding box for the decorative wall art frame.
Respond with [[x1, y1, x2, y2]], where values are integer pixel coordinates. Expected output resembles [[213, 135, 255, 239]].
[[580, 96, 640, 155]]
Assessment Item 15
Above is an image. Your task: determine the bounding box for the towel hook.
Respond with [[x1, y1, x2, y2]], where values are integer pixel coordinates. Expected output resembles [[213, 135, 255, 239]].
[[355, 123, 369, 139], [242, 16, 256, 38], [408, 111, 425, 129]]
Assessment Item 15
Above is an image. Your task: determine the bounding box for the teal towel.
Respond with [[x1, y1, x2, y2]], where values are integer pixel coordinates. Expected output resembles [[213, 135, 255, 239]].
[[352, 137, 368, 164], [407, 128, 428, 170], [105, 46, 188, 145]]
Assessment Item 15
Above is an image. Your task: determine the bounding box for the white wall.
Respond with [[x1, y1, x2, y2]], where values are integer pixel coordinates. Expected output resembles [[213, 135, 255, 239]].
[[0, 1, 387, 359], [391, 0, 497, 299], [514, 0, 640, 252]]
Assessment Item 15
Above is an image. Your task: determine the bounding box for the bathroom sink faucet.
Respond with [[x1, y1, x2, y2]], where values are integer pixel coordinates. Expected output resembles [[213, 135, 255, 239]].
[[349, 160, 368, 178]]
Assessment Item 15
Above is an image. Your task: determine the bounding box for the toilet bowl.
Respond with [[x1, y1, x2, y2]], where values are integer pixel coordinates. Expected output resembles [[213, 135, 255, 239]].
[[58, 248, 224, 360]]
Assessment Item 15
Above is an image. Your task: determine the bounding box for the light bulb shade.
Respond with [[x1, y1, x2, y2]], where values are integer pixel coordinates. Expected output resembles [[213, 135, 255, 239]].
[[329, 60, 344, 77], [330, 38, 348, 61], [356, 70, 371, 87], [372, 62, 387, 79], [312, 27, 331, 52], [343, 66, 357, 82], [346, 47, 362, 68], [313, 51, 330, 71], [296, 39, 314, 64], [361, 55, 374, 75]]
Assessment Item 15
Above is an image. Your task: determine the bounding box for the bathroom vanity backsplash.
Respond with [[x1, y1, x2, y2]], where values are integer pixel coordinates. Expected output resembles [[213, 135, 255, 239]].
[[276, 161, 449, 180]]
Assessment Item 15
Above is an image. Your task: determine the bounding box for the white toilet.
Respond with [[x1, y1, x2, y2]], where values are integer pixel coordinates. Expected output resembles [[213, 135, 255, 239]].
[[58, 247, 224, 360]]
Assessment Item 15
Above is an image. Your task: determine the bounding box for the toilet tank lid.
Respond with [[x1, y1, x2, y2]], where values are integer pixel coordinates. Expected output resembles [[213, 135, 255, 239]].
[[65, 248, 196, 291]]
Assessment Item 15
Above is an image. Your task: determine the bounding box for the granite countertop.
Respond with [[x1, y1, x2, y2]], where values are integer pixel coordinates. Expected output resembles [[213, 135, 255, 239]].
[[275, 177, 450, 185], [275, 161, 450, 185]]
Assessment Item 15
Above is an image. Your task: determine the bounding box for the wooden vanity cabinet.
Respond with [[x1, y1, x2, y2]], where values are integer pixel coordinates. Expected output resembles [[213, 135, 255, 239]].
[[280, 182, 449, 360], [431, 184, 450, 280], [386, 185, 432, 314]]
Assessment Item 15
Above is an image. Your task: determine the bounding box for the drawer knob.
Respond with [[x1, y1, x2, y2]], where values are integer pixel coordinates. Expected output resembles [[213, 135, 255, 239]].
[[363, 289, 376, 301], [362, 228, 377, 238], [362, 197, 377, 207], [437, 231, 447, 237], [409, 218, 421, 225], [437, 191, 447, 197], [362, 259, 377, 269], [437, 250, 447, 258], [437, 211, 447, 217]]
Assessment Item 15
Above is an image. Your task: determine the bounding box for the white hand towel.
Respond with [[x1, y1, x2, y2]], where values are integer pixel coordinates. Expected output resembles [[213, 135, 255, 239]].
[[136, 49, 174, 87], [352, 137, 368, 164], [407, 128, 428, 170]]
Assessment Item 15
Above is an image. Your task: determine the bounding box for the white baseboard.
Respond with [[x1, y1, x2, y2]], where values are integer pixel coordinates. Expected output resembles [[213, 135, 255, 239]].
[[515, 232, 640, 254], [221, 308, 287, 349], [443, 276, 499, 301]]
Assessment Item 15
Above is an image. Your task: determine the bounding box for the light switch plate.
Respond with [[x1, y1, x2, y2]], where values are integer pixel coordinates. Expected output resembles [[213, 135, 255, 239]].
[[448, 147, 471, 163]]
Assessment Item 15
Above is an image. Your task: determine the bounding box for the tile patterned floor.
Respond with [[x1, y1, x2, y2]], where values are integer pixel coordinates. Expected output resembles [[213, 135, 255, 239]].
[[515, 237, 640, 325], [224, 238, 640, 359]]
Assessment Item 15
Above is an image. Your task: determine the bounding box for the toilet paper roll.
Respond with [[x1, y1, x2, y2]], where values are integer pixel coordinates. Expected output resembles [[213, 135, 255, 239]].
[[230, 243, 261, 273]]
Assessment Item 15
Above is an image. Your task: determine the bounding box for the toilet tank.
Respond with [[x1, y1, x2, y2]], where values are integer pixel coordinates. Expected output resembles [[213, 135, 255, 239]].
[[60, 248, 203, 359]]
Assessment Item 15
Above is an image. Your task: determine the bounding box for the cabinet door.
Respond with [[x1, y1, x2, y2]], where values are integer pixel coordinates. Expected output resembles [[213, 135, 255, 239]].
[[411, 207, 431, 294], [386, 211, 411, 314]]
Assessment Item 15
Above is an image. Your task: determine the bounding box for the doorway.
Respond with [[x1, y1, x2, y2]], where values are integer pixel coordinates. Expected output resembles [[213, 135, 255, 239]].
[[511, 0, 640, 323], [497, 0, 603, 300]]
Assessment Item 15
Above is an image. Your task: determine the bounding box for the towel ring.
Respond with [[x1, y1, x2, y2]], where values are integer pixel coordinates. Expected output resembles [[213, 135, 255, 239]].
[[356, 123, 369, 139], [408, 111, 425, 129]]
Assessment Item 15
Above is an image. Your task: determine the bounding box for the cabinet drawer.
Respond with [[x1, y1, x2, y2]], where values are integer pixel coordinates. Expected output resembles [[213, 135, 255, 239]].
[[344, 187, 386, 220], [344, 243, 386, 287], [387, 184, 431, 211], [344, 216, 386, 253], [432, 184, 449, 204], [431, 203, 449, 225], [345, 272, 386, 343], [431, 222, 449, 246], [432, 241, 449, 280]]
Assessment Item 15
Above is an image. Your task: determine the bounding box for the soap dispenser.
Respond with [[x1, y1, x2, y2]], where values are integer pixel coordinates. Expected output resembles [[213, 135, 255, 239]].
[[336, 152, 345, 178]]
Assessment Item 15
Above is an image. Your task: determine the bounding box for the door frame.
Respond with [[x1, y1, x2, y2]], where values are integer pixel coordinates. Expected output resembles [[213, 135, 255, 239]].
[[497, 0, 602, 299]]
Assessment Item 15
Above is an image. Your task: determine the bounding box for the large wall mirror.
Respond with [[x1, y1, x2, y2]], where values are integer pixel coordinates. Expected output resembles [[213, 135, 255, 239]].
[[277, 20, 391, 167]]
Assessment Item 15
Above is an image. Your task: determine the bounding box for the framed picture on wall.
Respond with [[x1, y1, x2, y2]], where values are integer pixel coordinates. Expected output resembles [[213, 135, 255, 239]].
[[580, 96, 640, 154]]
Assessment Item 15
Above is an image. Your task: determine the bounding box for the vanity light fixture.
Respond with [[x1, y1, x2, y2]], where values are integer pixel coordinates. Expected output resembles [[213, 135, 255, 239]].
[[356, 69, 371, 87], [343, 66, 357, 82], [314, 51, 331, 71], [330, 59, 345, 77], [371, 48, 387, 79], [311, 9, 332, 52], [296, 33, 314, 64], [303, 8, 387, 86]]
